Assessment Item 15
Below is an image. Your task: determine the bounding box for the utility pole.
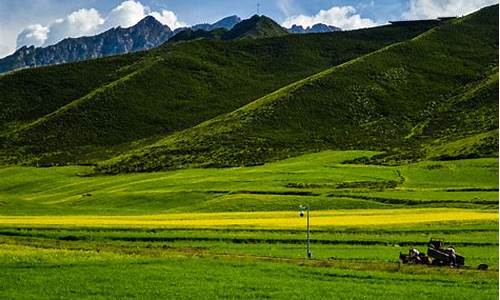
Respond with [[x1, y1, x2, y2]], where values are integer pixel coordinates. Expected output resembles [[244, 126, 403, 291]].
[[257, 3, 260, 15], [299, 205, 312, 259]]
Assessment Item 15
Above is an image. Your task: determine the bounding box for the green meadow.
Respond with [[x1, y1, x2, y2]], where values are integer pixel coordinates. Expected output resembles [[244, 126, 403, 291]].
[[0, 151, 498, 299], [0, 151, 498, 214]]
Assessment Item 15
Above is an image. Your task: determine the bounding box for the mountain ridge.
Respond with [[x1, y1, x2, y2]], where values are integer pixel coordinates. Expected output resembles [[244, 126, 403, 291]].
[[0, 17, 172, 74], [0, 15, 251, 74]]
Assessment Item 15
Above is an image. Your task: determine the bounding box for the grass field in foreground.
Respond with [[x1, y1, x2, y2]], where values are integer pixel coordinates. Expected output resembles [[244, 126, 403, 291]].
[[0, 151, 497, 298], [0, 220, 497, 299], [0, 250, 496, 299]]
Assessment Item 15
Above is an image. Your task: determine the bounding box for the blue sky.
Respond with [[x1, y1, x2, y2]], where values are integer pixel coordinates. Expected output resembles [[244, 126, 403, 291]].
[[0, 0, 497, 58]]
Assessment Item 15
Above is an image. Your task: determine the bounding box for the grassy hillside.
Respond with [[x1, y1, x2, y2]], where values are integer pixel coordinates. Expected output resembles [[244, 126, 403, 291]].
[[0, 23, 436, 165], [421, 70, 499, 160], [221, 15, 289, 40], [98, 5, 498, 173], [168, 15, 289, 43], [0, 53, 142, 129], [353, 68, 499, 164]]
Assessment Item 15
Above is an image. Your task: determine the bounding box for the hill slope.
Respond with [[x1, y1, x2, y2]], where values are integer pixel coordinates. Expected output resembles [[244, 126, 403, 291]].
[[221, 15, 289, 40], [97, 5, 499, 173], [0, 23, 437, 165], [169, 15, 290, 44]]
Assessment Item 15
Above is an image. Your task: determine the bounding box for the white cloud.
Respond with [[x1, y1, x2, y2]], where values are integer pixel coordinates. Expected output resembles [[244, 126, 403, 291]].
[[16, 24, 49, 48], [44, 8, 104, 46], [15, 1, 185, 49], [105, 1, 186, 30], [106, 0, 148, 29], [404, 0, 498, 19], [150, 10, 187, 29], [282, 6, 378, 30]]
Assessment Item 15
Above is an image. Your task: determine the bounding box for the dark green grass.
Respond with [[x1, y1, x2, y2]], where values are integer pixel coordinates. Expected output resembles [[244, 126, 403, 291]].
[[98, 5, 499, 173]]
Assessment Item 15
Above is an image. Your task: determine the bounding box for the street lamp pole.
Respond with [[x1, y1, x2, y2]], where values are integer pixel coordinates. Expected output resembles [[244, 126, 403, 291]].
[[306, 205, 311, 258], [299, 205, 312, 259]]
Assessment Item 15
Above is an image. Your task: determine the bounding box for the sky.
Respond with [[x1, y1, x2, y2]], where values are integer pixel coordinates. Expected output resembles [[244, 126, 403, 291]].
[[0, 0, 498, 58]]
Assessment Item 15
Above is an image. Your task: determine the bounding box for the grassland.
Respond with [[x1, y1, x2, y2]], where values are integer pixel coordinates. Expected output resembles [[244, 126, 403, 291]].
[[0, 150, 497, 298], [1, 151, 498, 214], [0, 217, 497, 299]]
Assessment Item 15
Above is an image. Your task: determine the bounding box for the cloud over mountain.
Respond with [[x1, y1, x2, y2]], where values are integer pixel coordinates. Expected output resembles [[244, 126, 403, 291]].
[[16, 25, 50, 48], [281, 5, 378, 30], [16, 0, 186, 49]]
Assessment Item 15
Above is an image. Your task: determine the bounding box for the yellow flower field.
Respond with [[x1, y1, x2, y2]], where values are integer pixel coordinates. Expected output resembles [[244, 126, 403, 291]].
[[0, 209, 497, 229]]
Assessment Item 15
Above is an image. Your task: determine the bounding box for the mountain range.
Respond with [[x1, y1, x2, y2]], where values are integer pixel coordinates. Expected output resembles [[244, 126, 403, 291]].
[[0, 5, 497, 172], [0, 15, 340, 74], [191, 15, 242, 31], [288, 24, 341, 33]]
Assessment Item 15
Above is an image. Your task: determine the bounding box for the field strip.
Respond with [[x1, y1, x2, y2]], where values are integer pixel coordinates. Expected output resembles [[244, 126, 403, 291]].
[[0, 209, 497, 228]]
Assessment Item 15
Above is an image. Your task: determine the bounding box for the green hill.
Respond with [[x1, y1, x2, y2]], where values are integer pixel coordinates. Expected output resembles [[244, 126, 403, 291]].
[[0, 23, 436, 165], [96, 5, 498, 173], [0, 53, 143, 129], [169, 15, 289, 43], [221, 15, 289, 40]]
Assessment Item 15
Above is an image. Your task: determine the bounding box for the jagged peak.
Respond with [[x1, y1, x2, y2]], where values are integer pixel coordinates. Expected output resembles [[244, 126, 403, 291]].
[[134, 16, 171, 31]]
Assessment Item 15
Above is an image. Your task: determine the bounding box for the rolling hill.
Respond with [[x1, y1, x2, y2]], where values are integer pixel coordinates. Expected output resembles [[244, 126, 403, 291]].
[[96, 5, 499, 173], [0, 20, 437, 166], [169, 15, 289, 43], [220, 15, 289, 40]]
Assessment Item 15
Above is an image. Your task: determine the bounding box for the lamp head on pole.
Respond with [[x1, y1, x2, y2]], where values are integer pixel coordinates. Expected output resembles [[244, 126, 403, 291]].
[[299, 205, 305, 217]]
